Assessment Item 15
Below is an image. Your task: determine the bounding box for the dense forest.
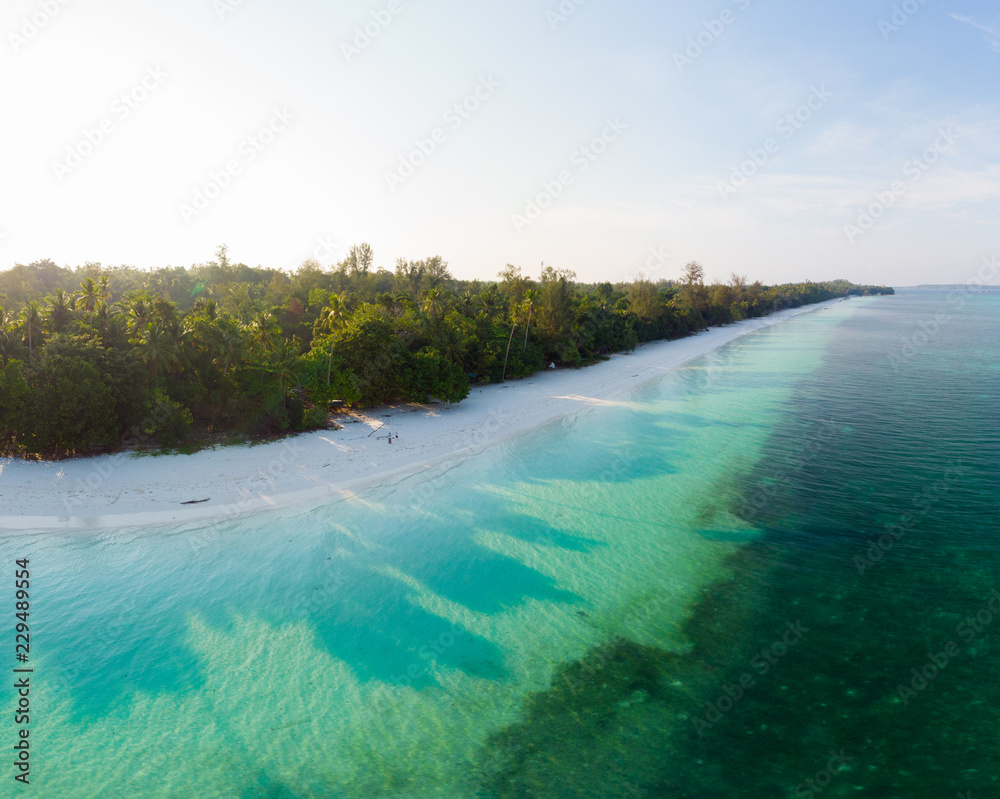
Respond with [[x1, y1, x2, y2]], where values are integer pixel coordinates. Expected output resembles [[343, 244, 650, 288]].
[[0, 247, 892, 458]]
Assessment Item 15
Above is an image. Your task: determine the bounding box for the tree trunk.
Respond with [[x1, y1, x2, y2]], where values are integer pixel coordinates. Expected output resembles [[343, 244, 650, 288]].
[[502, 321, 516, 382], [523, 308, 532, 352], [327, 336, 335, 386]]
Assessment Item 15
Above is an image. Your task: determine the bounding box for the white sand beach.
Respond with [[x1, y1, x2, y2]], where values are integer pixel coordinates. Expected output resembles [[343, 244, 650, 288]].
[[0, 300, 843, 531]]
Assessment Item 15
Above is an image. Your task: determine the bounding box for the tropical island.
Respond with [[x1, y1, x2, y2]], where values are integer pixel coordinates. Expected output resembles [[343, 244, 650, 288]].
[[0, 246, 891, 460]]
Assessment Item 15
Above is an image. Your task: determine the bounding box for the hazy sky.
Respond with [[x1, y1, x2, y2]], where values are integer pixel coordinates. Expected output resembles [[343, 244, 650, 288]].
[[2, 0, 998, 286]]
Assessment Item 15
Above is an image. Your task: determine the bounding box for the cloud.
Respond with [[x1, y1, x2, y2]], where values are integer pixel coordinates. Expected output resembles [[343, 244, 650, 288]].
[[898, 165, 1000, 210], [690, 165, 1000, 218], [949, 13, 1000, 52], [805, 122, 882, 155]]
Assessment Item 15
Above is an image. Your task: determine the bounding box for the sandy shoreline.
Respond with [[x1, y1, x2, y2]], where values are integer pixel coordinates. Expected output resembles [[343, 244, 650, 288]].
[[0, 299, 843, 532]]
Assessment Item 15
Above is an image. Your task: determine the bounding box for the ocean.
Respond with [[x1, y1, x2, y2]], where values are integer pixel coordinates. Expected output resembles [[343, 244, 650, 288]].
[[1, 293, 996, 798]]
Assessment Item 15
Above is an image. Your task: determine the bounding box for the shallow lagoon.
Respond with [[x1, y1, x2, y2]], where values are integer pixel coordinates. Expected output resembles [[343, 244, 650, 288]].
[[6, 296, 996, 798]]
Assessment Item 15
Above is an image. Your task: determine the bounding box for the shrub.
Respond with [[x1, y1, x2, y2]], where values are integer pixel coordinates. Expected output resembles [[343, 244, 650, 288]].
[[21, 354, 117, 455], [287, 394, 305, 430], [302, 405, 329, 430], [402, 352, 470, 404], [149, 390, 193, 447]]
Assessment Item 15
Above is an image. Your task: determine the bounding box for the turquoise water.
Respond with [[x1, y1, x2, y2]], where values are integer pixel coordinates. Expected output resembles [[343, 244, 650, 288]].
[[2, 295, 996, 797]]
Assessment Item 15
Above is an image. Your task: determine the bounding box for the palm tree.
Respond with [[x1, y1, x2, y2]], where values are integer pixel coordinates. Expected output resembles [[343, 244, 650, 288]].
[[164, 318, 193, 377], [422, 287, 446, 322], [93, 301, 116, 341], [211, 321, 247, 377], [97, 274, 111, 305], [459, 290, 477, 317], [249, 310, 280, 351], [501, 304, 519, 383], [124, 296, 152, 336], [314, 293, 347, 386], [392, 291, 412, 309], [479, 286, 498, 318], [269, 339, 302, 400], [19, 302, 43, 358], [0, 307, 23, 365], [195, 298, 218, 322], [438, 324, 465, 368], [100, 314, 130, 350], [46, 289, 75, 334], [522, 289, 537, 352], [77, 278, 100, 339], [134, 322, 178, 378]]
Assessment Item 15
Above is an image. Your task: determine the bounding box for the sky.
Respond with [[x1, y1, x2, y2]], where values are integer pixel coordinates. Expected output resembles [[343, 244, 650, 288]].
[[1, 0, 998, 287]]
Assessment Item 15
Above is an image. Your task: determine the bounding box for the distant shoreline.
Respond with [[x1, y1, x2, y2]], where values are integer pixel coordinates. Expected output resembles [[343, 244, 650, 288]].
[[0, 299, 847, 532], [893, 284, 1000, 291]]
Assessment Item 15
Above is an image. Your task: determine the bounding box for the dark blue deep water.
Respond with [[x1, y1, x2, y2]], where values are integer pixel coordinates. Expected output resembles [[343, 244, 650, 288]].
[[481, 292, 1000, 798]]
